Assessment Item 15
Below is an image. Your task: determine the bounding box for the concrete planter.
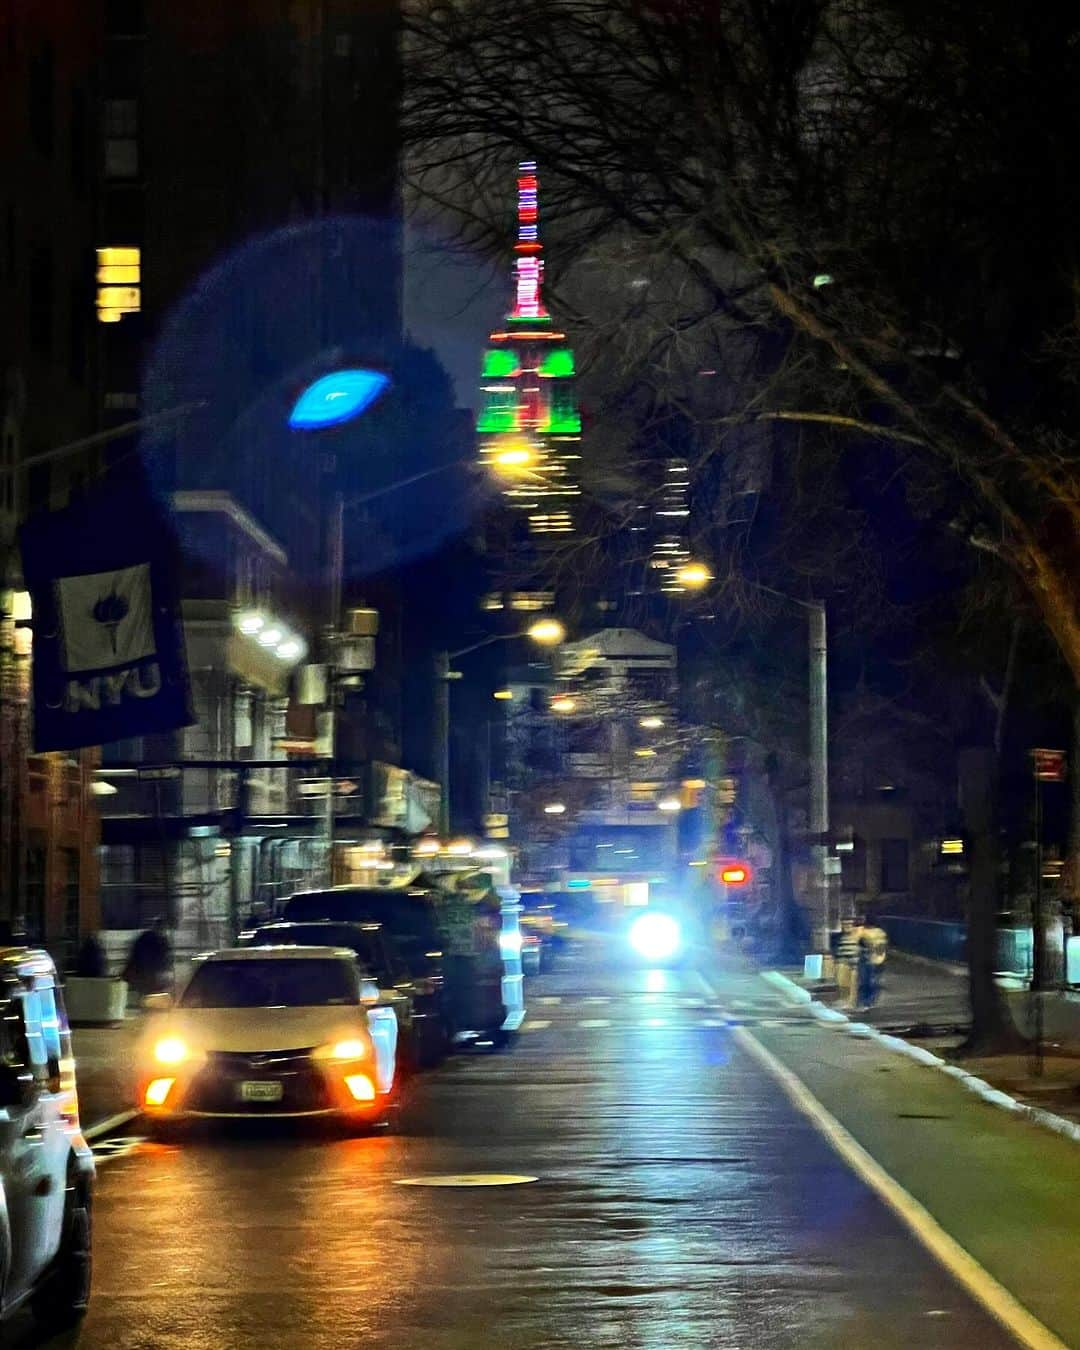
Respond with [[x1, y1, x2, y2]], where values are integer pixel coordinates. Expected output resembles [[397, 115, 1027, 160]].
[[64, 977, 129, 1025]]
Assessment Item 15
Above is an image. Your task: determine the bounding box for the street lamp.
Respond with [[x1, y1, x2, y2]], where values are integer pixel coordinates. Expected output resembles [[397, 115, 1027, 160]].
[[543, 802, 566, 815], [675, 567, 830, 959], [550, 695, 576, 714], [435, 618, 566, 835], [527, 617, 565, 645], [676, 561, 712, 590]]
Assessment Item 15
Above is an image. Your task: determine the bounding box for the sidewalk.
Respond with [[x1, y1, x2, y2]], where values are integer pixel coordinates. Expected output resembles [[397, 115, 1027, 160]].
[[746, 971, 1080, 1349], [71, 1017, 142, 1133]]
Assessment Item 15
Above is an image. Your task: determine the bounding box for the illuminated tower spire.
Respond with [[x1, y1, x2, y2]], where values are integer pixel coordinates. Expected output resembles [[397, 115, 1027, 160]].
[[476, 162, 582, 537]]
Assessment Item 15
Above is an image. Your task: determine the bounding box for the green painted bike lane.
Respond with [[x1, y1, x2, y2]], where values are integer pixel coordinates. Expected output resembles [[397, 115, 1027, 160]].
[[730, 975, 1080, 1348]]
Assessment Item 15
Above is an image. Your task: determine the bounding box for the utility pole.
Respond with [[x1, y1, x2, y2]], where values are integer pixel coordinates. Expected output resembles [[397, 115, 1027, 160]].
[[435, 650, 451, 836], [808, 601, 831, 953], [321, 490, 344, 887]]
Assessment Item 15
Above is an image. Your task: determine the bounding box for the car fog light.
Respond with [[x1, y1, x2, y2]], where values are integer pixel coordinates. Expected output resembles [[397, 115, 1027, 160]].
[[344, 1073, 376, 1102], [145, 1077, 176, 1107]]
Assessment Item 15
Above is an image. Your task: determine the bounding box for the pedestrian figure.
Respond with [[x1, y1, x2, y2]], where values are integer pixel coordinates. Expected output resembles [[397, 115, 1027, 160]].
[[122, 918, 172, 997], [836, 916, 861, 1009], [856, 912, 888, 1009]]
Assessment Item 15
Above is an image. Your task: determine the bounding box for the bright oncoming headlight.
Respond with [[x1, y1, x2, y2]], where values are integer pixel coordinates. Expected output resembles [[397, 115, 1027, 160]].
[[629, 913, 681, 962]]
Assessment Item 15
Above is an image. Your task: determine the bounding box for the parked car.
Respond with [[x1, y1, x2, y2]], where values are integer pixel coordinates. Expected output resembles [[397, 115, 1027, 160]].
[[135, 946, 399, 1131], [241, 919, 442, 1069], [282, 884, 508, 1048], [0, 947, 94, 1329]]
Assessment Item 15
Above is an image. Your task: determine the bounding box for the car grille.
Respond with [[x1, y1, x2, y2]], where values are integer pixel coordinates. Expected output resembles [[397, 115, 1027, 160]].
[[185, 1048, 332, 1113]]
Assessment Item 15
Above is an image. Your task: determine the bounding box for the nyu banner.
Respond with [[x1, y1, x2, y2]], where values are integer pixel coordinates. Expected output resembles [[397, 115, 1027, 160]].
[[19, 475, 193, 751]]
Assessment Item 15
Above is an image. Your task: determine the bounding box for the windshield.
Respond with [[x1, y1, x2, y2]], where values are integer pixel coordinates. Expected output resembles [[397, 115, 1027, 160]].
[[179, 959, 360, 1009]]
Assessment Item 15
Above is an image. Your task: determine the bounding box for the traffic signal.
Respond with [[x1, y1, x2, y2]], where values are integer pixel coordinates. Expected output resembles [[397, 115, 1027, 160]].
[[718, 860, 751, 886]]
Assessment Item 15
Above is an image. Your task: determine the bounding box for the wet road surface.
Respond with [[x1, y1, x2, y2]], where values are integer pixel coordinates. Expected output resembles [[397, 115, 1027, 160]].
[[9, 952, 1018, 1349]]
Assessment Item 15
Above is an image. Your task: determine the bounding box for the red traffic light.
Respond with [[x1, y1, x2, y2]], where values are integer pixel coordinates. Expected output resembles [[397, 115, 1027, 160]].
[[719, 862, 751, 886]]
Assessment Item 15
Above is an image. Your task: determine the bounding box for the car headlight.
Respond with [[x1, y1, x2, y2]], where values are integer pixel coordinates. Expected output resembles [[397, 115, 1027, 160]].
[[312, 1038, 367, 1061], [153, 1035, 195, 1066], [629, 913, 681, 961]]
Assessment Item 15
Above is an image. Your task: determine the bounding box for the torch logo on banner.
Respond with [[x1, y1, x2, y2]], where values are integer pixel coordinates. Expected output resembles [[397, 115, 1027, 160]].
[[57, 564, 162, 712], [19, 474, 193, 751]]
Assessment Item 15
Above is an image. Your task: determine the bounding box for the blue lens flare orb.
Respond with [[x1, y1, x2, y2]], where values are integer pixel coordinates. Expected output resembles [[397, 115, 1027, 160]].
[[629, 912, 681, 962], [288, 368, 390, 430]]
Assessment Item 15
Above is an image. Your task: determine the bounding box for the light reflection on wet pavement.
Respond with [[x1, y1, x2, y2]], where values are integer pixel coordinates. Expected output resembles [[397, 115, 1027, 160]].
[[14, 953, 1018, 1349]]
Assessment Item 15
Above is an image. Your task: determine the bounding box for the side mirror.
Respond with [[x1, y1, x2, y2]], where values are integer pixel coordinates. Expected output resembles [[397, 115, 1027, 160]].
[[0, 1063, 33, 1110], [142, 992, 173, 1012]]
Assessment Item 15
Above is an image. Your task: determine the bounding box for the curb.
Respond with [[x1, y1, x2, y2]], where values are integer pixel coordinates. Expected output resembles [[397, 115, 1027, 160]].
[[762, 969, 1080, 1146], [84, 1108, 139, 1142]]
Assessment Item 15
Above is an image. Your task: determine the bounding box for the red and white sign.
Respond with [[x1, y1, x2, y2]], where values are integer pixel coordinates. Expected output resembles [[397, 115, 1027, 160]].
[[1032, 748, 1067, 782]]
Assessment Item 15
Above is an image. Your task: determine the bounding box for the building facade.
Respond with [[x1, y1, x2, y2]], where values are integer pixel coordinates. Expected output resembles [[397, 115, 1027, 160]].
[[0, 2, 108, 956], [4, 1, 406, 959]]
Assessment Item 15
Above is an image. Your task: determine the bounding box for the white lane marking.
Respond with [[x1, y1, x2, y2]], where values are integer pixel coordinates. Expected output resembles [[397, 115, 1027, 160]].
[[523, 1020, 552, 1031], [396, 1173, 538, 1188], [734, 1026, 1069, 1350], [578, 1019, 611, 1029]]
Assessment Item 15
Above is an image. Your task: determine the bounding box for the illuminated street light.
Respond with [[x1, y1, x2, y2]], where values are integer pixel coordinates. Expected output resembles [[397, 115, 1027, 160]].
[[438, 615, 566, 835], [550, 695, 576, 714], [676, 561, 712, 589], [658, 797, 681, 813], [544, 803, 566, 815], [528, 617, 565, 645], [634, 747, 657, 758], [493, 689, 514, 701], [639, 715, 664, 730]]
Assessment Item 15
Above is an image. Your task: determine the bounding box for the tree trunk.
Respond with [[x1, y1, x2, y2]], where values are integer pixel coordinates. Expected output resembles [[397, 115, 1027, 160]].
[[1062, 699, 1080, 916], [958, 748, 1027, 1054]]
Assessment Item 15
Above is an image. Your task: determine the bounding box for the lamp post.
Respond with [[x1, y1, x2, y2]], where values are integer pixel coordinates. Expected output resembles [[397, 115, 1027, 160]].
[[675, 566, 831, 958], [435, 618, 565, 836]]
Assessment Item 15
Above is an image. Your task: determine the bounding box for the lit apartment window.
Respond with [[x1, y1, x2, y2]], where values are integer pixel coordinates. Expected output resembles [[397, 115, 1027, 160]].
[[96, 246, 140, 323]]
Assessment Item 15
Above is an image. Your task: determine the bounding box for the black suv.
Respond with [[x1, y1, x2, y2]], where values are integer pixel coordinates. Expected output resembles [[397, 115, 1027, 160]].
[[243, 918, 444, 1069], [281, 889, 451, 1060]]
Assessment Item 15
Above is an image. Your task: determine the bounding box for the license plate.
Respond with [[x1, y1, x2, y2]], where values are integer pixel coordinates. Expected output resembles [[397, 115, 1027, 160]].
[[239, 1080, 283, 1102]]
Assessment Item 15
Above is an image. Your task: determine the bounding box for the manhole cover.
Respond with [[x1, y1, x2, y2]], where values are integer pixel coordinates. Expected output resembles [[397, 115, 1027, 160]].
[[395, 1173, 539, 1188]]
